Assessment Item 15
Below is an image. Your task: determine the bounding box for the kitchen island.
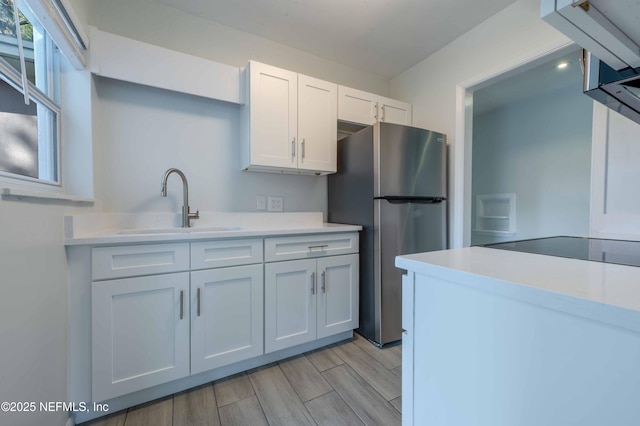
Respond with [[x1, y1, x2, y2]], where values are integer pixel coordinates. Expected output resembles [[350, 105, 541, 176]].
[[396, 246, 640, 426]]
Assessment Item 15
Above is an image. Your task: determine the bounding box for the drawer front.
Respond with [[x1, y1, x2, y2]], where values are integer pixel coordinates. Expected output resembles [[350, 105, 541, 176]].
[[265, 233, 359, 262], [92, 243, 190, 280], [191, 239, 263, 270]]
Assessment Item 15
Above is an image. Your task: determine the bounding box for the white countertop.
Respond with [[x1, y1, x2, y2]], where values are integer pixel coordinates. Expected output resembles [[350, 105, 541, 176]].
[[64, 212, 361, 245], [396, 246, 640, 331]]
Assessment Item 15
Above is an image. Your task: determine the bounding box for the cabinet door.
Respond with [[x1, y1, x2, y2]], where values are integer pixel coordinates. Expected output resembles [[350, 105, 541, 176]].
[[298, 74, 337, 173], [316, 254, 359, 339], [338, 85, 377, 126], [378, 96, 412, 125], [249, 61, 298, 169], [191, 264, 264, 374], [265, 259, 317, 353], [92, 273, 190, 401]]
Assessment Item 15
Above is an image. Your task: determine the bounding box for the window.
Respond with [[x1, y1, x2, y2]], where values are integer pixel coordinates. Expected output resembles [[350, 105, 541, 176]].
[[0, 0, 60, 186]]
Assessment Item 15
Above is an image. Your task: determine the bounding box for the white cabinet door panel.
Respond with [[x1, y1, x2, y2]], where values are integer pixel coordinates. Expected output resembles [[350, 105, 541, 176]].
[[249, 62, 298, 169], [317, 254, 359, 339], [265, 259, 317, 353], [338, 85, 377, 125], [298, 74, 337, 173], [92, 273, 189, 401], [338, 85, 412, 126], [191, 265, 264, 374], [379, 97, 412, 126]]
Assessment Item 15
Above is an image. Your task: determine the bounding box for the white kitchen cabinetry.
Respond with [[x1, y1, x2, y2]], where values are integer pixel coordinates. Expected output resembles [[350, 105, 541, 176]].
[[190, 239, 264, 374], [92, 272, 190, 402], [264, 234, 359, 353], [316, 254, 359, 339], [73, 229, 360, 423], [91, 239, 264, 401], [298, 74, 338, 172], [265, 258, 317, 352], [92, 242, 190, 280], [91, 243, 191, 402], [191, 264, 263, 374], [241, 61, 337, 175], [338, 85, 412, 126]]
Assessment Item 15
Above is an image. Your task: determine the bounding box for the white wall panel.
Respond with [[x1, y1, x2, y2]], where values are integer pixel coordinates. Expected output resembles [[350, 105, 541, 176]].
[[590, 103, 640, 239]]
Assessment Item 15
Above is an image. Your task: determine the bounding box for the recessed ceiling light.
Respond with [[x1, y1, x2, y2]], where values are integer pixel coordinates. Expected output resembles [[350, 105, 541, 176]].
[[557, 62, 569, 69]]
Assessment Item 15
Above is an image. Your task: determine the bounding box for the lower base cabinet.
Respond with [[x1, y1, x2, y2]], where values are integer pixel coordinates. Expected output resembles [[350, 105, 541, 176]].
[[92, 273, 191, 402], [265, 254, 359, 353], [92, 266, 264, 401], [87, 232, 358, 405], [190, 264, 264, 374]]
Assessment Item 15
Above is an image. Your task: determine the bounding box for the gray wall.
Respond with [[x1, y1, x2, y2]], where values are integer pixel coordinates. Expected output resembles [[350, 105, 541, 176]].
[[94, 77, 327, 214]]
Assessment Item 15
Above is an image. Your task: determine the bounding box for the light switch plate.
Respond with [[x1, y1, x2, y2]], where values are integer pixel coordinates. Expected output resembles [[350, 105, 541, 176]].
[[256, 195, 266, 211], [267, 196, 284, 212]]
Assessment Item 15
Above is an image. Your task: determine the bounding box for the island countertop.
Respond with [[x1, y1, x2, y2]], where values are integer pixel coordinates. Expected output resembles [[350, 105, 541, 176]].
[[396, 246, 640, 332]]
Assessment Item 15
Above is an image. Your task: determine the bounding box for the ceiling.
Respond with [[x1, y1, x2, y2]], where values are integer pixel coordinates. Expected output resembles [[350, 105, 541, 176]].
[[153, 0, 518, 78], [473, 47, 583, 116]]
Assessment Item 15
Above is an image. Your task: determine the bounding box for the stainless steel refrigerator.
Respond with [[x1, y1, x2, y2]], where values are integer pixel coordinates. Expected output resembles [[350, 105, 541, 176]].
[[328, 122, 447, 346]]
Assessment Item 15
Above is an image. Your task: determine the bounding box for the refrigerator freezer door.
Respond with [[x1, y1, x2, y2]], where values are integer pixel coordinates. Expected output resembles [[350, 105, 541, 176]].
[[376, 122, 446, 197], [375, 199, 447, 345]]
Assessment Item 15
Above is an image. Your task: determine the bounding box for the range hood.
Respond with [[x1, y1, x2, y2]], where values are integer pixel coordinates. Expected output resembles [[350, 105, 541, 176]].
[[583, 50, 640, 125], [542, 0, 640, 124]]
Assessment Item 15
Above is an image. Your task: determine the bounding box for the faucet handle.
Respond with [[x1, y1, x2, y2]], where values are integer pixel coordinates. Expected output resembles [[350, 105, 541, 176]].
[[189, 209, 200, 220]]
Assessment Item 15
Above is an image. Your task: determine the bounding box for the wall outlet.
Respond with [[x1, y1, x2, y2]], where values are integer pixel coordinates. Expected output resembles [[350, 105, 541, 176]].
[[267, 196, 284, 212], [256, 195, 266, 211]]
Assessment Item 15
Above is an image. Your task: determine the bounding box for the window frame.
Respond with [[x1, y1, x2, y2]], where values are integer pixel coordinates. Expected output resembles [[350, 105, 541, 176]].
[[0, 1, 62, 190]]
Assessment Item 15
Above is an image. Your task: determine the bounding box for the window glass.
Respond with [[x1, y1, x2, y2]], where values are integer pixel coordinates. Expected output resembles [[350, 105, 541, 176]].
[[0, 76, 38, 177], [0, 0, 35, 83]]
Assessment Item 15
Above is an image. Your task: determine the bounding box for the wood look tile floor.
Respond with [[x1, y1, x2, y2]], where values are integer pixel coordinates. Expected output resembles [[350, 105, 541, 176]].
[[83, 333, 401, 426]]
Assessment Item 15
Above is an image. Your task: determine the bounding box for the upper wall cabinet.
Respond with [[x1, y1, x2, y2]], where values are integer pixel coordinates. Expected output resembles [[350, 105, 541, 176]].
[[338, 86, 412, 126], [541, 0, 640, 71], [241, 61, 337, 175]]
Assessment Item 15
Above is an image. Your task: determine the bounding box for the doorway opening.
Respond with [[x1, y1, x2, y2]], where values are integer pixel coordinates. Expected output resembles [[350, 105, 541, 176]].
[[458, 45, 594, 246]]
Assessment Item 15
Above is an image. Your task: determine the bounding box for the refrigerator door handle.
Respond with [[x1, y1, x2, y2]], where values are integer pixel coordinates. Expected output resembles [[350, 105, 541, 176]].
[[374, 196, 446, 204]]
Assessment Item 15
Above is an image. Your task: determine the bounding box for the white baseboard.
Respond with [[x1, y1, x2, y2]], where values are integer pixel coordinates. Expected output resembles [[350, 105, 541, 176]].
[[74, 331, 352, 424]]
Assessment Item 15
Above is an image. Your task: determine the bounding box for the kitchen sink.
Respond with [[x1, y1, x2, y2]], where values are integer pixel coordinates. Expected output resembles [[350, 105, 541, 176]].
[[118, 226, 243, 235]]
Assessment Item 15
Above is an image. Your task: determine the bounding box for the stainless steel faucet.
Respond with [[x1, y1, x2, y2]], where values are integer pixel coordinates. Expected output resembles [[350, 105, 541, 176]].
[[161, 168, 199, 228]]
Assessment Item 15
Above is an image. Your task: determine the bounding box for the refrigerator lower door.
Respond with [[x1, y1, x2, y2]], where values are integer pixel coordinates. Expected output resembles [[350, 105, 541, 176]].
[[374, 199, 447, 345]]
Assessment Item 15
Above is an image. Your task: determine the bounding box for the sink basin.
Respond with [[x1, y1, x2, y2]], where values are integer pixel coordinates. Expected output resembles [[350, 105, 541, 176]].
[[119, 226, 243, 235]]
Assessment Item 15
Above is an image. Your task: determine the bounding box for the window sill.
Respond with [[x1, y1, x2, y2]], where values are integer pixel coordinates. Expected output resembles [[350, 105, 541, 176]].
[[1, 187, 94, 204]]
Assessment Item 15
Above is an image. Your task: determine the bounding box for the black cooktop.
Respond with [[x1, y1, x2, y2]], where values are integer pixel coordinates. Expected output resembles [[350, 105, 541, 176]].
[[482, 236, 640, 268]]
